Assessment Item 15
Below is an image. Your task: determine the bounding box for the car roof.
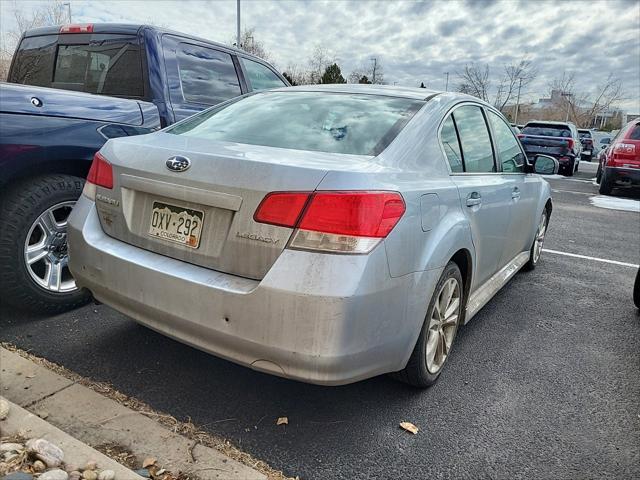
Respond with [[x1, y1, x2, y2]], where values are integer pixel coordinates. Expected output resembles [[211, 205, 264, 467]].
[[21, 23, 270, 64], [266, 84, 442, 100]]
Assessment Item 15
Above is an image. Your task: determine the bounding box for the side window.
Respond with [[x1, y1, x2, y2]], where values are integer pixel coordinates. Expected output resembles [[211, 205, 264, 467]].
[[441, 115, 463, 172], [452, 106, 496, 173], [176, 43, 241, 105], [487, 111, 525, 173], [242, 58, 286, 91]]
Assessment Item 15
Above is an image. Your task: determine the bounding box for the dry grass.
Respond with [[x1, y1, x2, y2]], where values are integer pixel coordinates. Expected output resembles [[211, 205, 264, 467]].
[[2, 343, 295, 480]]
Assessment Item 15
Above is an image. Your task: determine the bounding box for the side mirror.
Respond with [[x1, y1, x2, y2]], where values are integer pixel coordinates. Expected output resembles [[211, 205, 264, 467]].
[[531, 154, 559, 175]]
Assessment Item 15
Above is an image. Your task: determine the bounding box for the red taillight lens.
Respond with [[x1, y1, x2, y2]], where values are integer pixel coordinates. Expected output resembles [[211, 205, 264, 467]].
[[60, 24, 94, 33], [253, 192, 311, 227], [86, 152, 113, 189], [299, 192, 405, 238], [565, 138, 574, 150]]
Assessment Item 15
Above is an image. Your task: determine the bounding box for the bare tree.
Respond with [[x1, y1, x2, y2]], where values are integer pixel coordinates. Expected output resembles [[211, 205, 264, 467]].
[[494, 58, 537, 111], [230, 27, 271, 61], [307, 45, 334, 84], [545, 71, 624, 127], [282, 63, 309, 86], [347, 58, 385, 85], [0, 0, 69, 80], [456, 63, 490, 101]]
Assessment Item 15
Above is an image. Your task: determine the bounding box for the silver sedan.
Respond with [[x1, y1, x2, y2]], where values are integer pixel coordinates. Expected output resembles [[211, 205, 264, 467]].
[[68, 85, 558, 386]]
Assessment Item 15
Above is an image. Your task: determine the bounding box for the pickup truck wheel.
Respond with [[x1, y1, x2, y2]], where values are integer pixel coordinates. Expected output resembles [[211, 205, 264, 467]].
[[0, 175, 91, 313], [392, 262, 463, 388]]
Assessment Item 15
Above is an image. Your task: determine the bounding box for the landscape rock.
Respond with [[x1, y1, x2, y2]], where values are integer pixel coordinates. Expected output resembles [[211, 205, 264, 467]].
[[68, 472, 81, 480], [0, 443, 24, 453], [134, 469, 150, 478], [0, 397, 9, 420], [26, 438, 64, 467], [97, 470, 115, 480], [84, 460, 98, 471], [82, 470, 98, 480], [65, 464, 79, 473], [40, 469, 69, 480], [4, 472, 34, 480], [33, 460, 47, 472]]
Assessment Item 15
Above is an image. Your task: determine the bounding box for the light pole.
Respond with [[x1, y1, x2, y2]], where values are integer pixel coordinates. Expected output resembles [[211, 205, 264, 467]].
[[444, 72, 449, 91], [561, 92, 573, 122], [63, 2, 71, 23], [236, 0, 241, 48]]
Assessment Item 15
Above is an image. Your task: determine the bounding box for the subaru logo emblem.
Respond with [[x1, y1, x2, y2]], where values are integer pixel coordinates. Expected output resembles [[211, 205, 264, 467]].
[[166, 155, 190, 172]]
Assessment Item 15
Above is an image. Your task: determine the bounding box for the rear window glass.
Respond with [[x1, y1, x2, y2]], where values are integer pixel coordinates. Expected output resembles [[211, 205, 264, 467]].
[[242, 58, 286, 91], [167, 92, 424, 156], [176, 43, 241, 105], [578, 130, 592, 139], [522, 124, 572, 138], [10, 34, 144, 97], [628, 124, 640, 140]]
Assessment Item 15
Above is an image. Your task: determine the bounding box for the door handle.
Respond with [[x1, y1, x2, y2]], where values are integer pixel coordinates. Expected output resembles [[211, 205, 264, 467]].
[[512, 187, 521, 200], [466, 192, 482, 207]]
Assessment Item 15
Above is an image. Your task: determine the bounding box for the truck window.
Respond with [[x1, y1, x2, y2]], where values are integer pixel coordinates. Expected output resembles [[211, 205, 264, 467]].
[[241, 58, 286, 91], [176, 43, 241, 105], [10, 34, 144, 98]]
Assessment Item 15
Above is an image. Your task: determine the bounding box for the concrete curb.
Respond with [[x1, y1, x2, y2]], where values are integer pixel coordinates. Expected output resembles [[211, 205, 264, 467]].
[[1, 398, 145, 479], [0, 347, 266, 480]]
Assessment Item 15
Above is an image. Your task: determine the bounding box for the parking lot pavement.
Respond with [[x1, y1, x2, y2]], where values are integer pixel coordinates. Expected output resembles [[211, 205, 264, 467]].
[[1, 164, 639, 480]]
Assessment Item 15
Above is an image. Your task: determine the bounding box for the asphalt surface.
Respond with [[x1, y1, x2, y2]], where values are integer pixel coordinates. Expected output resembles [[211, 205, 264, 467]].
[[2, 162, 639, 479]]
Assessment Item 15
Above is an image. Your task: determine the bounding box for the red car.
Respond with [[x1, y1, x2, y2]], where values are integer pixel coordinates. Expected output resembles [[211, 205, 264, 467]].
[[597, 120, 640, 195]]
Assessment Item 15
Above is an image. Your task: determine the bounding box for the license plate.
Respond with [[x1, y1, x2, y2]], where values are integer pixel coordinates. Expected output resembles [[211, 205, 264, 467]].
[[148, 201, 204, 248], [583, 150, 591, 155]]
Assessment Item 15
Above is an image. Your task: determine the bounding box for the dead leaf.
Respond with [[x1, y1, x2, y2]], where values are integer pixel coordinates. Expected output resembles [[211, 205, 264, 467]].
[[276, 416, 288, 426], [399, 421, 419, 434], [142, 457, 157, 468]]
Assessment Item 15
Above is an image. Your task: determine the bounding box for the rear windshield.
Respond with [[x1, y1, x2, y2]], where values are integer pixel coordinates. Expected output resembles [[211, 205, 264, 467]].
[[167, 91, 425, 155], [9, 34, 144, 98], [578, 130, 592, 139], [629, 124, 640, 140], [522, 123, 572, 138]]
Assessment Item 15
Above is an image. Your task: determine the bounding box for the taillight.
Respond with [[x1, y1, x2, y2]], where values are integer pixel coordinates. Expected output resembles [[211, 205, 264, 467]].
[[254, 191, 406, 254], [253, 192, 311, 227], [564, 138, 574, 150], [613, 143, 636, 155], [83, 152, 113, 202], [60, 24, 94, 33], [608, 142, 638, 166]]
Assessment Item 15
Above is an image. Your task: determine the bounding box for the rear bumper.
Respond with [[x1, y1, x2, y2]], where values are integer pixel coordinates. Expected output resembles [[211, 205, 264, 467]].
[[68, 196, 440, 385], [605, 166, 640, 186]]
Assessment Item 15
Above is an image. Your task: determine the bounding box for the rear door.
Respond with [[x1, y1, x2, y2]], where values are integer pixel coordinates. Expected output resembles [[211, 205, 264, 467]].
[[161, 35, 245, 121], [486, 109, 540, 265], [443, 104, 513, 288]]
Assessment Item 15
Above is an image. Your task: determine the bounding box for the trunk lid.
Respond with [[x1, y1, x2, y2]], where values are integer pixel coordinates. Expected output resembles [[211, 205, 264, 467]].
[[95, 133, 380, 279], [519, 134, 574, 158]]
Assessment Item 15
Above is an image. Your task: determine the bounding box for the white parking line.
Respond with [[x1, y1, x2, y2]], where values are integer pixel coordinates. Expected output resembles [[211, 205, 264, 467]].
[[552, 189, 592, 196], [542, 248, 639, 268]]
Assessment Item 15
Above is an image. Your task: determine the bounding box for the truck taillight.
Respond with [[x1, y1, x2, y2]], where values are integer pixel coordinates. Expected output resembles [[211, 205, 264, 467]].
[[254, 191, 406, 254], [83, 152, 113, 200], [60, 24, 94, 33]]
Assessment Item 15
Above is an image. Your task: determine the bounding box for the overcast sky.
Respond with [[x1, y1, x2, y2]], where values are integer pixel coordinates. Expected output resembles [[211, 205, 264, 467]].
[[1, 0, 639, 112]]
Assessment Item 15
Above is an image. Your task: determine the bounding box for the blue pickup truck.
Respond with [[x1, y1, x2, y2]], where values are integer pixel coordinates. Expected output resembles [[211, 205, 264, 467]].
[[0, 23, 288, 312]]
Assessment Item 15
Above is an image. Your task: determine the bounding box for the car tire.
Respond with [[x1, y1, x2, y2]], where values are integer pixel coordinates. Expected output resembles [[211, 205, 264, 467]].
[[599, 172, 613, 195], [596, 164, 602, 183], [633, 268, 640, 310], [564, 159, 575, 176], [524, 208, 549, 271], [393, 261, 464, 388], [0, 174, 91, 314]]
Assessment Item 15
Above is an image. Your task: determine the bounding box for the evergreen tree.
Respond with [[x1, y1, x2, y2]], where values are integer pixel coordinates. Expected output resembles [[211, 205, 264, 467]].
[[358, 75, 372, 84], [283, 72, 297, 86], [420, 82, 426, 88], [321, 63, 346, 84]]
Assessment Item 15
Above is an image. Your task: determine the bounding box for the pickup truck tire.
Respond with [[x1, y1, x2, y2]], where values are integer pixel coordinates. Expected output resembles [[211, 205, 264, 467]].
[[0, 175, 91, 313]]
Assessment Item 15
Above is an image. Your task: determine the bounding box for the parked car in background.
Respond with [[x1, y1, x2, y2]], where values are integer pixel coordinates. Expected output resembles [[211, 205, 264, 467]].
[[634, 268, 640, 310], [578, 129, 595, 161], [596, 119, 640, 195], [68, 85, 558, 387], [518, 120, 582, 176], [0, 23, 289, 313]]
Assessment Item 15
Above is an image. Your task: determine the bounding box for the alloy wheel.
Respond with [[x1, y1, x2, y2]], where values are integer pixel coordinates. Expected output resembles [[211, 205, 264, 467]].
[[532, 211, 547, 264], [23, 201, 77, 293], [426, 277, 461, 374]]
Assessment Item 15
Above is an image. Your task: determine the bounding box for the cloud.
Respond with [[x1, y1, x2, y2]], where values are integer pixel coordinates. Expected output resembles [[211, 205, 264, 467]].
[[1, 0, 638, 112]]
